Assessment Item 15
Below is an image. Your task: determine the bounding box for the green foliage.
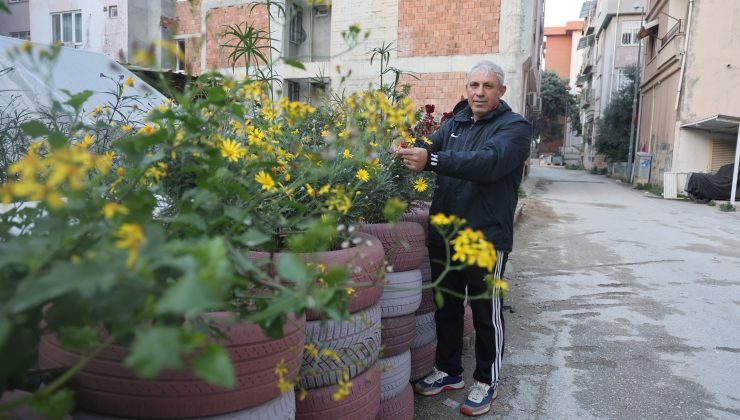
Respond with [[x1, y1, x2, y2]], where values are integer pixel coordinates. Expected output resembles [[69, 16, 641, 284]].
[[533, 70, 580, 144], [565, 164, 583, 170], [719, 202, 736, 212], [594, 66, 637, 162]]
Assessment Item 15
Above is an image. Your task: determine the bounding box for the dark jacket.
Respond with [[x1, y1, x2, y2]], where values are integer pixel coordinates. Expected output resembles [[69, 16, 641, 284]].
[[421, 99, 532, 252]]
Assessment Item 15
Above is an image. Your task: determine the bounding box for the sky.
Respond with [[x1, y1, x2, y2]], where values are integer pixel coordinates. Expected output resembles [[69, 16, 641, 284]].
[[544, 0, 587, 26]]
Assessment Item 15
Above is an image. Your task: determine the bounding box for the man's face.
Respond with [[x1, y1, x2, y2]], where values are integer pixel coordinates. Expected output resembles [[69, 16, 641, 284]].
[[466, 69, 507, 120]]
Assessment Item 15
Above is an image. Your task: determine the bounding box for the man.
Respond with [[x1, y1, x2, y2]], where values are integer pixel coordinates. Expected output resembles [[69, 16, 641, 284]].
[[395, 60, 531, 417]]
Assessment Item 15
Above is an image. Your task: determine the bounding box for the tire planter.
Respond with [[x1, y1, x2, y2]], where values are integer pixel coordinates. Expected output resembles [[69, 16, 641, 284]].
[[379, 350, 411, 401], [419, 247, 432, 283], [409, 339, 436, 383], [301, 304, 381, 389], [379, 269, 422, 318], [401, 206, 429, 238], [253, 233, 385, 321], [411, 312, 436, 349], [38, 313, 306, 419], [358, 222, 426, 272], [375, 383, 413, 420], [380, 313, 415, 358], [296, 362, 381, 420], [415, 286, 436, 315]]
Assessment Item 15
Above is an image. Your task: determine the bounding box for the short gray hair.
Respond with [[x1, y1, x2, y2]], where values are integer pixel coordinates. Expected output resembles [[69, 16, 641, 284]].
[[467, 60, 505, 86]]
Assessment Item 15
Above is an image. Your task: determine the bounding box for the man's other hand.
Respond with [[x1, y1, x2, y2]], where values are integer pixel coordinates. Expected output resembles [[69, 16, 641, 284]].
[[395, 147, 428, 172]]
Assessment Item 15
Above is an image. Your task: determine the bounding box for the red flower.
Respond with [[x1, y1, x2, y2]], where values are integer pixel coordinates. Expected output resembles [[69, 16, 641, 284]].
[[424, 104, 435, 114], [441, 111, 454, 123]]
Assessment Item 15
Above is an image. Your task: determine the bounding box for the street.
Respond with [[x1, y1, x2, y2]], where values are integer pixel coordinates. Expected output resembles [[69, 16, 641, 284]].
[[414, 164, 740, 419]]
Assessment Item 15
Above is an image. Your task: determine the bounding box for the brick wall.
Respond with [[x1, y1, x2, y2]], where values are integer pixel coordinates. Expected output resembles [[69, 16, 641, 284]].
[[397, 0, 501, 57], [204, 3, 269, 70], [175, 0, 201, 74], [400, 72, 468, 117]]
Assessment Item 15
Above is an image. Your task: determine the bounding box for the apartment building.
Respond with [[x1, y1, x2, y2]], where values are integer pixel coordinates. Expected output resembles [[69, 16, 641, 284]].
[[576, 0, 646, 170], [637, 0, 740, 194], [28, 0, 177, 69], [543, 20, 583, 159], [0, 0, 31, 40], [174, 0, 544, 118]]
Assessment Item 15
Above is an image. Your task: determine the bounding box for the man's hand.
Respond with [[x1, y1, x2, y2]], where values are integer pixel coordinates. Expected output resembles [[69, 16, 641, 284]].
[[395, 147, 428, 172]]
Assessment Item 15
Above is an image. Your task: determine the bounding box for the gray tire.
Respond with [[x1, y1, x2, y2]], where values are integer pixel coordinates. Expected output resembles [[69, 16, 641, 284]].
[[301, 304, 381, 389], [411, 312, 436, 348], [379, 270, 422, 317], [379, 350, 411, 401]]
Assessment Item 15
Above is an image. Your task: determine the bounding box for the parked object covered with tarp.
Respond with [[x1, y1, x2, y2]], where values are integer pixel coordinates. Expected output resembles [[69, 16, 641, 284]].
[[685, 163, 740, 203]]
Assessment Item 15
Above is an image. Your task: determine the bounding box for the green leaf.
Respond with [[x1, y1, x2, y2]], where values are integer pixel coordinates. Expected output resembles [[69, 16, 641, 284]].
[[434, 288, 445, 309], [20, 121, 50, 138], [207, 86, 226, 103], [47, 131, 68, 149], [64, 90, 94, 110], [57, 326, 100, 351], [126, 326, 184, 378], [30, 388, 75, 420], [0, 2, 10, 14], [0, 317, 9, 348], [283, 58, 306, 70], [192, 344, 235, 388], [234, 228, 271, 247], [155, 272, 225, 317], [275, 253, 309, 283]]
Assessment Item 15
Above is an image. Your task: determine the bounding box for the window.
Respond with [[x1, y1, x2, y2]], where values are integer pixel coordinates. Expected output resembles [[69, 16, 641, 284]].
[[51, 11, 83, 46], [288, 9, 305, 44], [621, 21, 641, 46], [10, 31, 31, 40], [108, 5, 118, 18], [175, 39, 186, 72]]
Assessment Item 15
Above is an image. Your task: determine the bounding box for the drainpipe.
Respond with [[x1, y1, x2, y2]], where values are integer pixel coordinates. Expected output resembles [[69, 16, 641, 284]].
[[675, 0, 695, 111], [608, 0, 622, 103]]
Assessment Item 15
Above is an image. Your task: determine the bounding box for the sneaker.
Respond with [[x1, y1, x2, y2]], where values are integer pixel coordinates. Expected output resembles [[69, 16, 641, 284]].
[[413, 367, 465, 396], [460, 381, 497, 417]]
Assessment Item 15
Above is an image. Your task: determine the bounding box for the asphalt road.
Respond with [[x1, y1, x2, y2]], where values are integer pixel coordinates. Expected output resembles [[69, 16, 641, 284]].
[[414, 163, 740, 419]]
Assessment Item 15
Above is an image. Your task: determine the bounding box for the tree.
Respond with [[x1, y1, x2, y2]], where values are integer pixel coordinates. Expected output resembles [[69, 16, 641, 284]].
[[593, 66, 637, 161], [534, 70, 581, 144]]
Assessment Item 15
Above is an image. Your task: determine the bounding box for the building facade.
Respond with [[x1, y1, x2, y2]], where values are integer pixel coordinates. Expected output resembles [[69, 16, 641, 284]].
[[28, 0, 177, 69], [0, 0, 31, 40], [174, 0, 544, 119], [637, 0, 740, 189], [576, 0, 646, 170], [543, 20, 583, 160]]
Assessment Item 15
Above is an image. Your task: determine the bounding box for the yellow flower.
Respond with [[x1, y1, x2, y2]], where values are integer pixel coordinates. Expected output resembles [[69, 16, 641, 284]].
[[137, 124, 158, 135], [321, 129, 329, 137], [121, 124, 133, 133], [342, 149, 353, 159], [345, 287, 356, 297], [305, 183, 316, 198], [450, 228, 497, 273], [318, 184, 330, 195], [274, 358, 288, 377], [338, 129, 350, 139], [356, 169, 369, 182], [321, 348, 342, 363], [304, 343, 319, 359], [114, 223, 145, 269], [494, 278, 509, 296], [261, 106, 278, 121], [255, 171, 276, 192], [102, 202, 129, 219], [422, 136, 433, 145], [414, 178, 428, 192], [144, 162, 168, 182], [219, 139, 246, 162], [277, 377, 293, 393], [125, 76, 134, 87], [430, 213, 456, 226], [332, 370, 352, 401]]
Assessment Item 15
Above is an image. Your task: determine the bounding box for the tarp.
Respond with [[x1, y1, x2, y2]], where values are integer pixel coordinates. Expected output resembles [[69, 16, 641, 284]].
[[0, 36, 165, 121], [685, 164, 740, 202]]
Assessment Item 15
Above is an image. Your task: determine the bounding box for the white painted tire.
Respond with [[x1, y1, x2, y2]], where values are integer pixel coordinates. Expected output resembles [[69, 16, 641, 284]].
[[411, 312, 436, 349], [379, 350, 411, 402], [379, 270, 422, 317]]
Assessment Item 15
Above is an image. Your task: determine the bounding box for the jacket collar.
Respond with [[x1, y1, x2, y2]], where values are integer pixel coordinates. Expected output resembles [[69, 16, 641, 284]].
[[452, 100, 512, 123]]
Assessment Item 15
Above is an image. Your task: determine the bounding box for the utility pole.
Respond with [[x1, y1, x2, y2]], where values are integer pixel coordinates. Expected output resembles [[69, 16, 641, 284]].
[[627, 4, 645, 181]]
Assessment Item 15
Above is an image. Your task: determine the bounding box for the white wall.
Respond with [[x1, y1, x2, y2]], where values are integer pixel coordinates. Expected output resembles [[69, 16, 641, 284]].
[[0, 0, 30, 37]]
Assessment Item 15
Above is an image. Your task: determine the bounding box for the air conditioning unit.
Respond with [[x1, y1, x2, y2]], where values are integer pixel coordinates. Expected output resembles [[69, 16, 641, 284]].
[[314, 5, 329, 17]]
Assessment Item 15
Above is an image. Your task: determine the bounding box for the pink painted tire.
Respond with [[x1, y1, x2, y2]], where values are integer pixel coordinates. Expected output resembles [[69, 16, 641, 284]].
[[295, 362, 381, 420], [409, 340, 436, 383], [358, 222, 426, 272], [380, 314, 415, 358], [401, 206, 429, 238], [38, 313, 306, 419], [415, 286, 436, 315], [375, 383, 413, 420]]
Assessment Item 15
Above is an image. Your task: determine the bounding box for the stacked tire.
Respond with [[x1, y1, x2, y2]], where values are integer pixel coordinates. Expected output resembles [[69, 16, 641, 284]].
[[400, 207, 437, 385], [358, 222, 426, 420], [295, 233, 386, 420]]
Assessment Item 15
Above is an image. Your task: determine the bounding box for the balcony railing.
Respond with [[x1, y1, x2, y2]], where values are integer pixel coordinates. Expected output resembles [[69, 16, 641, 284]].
[[660, 19, 684, 49]]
